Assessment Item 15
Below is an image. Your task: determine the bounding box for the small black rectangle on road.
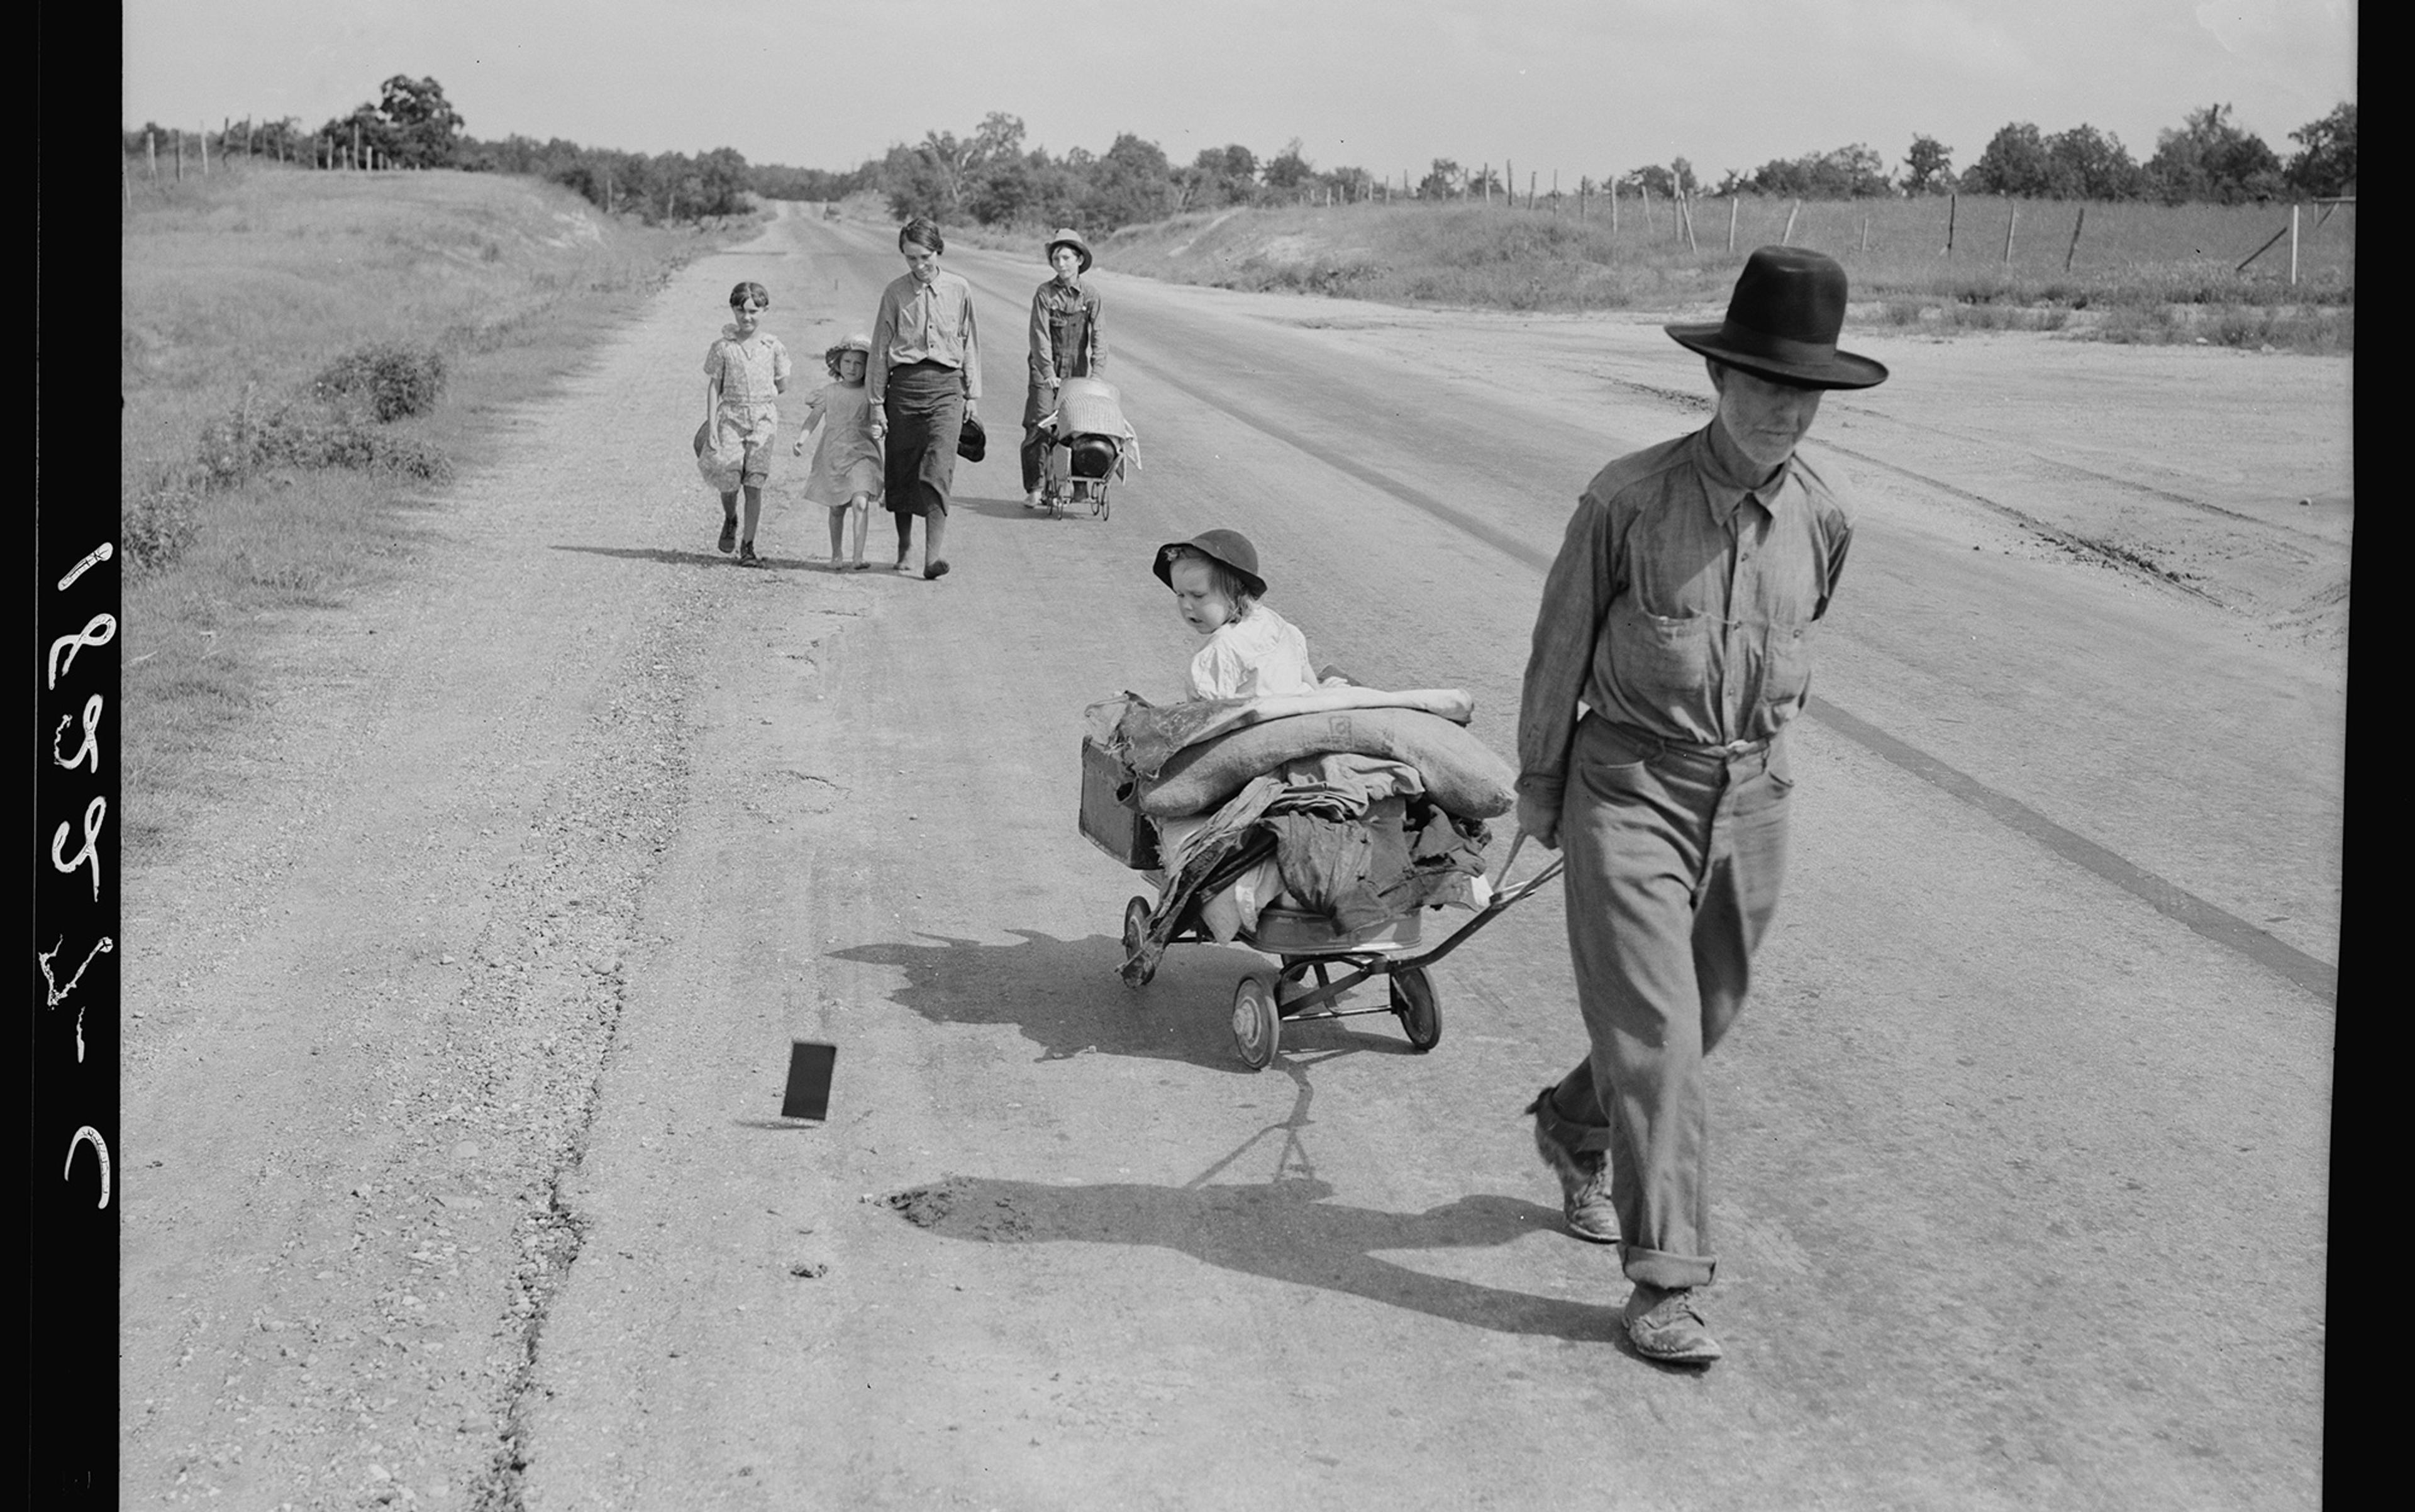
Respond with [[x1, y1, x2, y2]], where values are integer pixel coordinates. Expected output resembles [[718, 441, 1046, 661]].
[[781, 1040, 837, 1121]]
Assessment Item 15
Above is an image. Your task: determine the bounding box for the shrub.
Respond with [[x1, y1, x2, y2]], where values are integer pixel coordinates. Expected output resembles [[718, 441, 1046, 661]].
[[196, 401, 453, 489], [311, 342, 448, 421], [121, 476, 204, 578]]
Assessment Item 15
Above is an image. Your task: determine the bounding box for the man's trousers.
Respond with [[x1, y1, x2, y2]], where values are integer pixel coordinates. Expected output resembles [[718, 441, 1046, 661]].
[[1549, 713, 1793, 1289]]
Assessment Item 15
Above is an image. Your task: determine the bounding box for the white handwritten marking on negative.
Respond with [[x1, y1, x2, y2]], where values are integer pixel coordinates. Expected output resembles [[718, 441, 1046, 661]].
[[67, 1126, 111, 1209], [47, 614, 117, 690], [57, 542, 114, 591], [52, 696, 102, 774], [52, 796, 106, 902], [38, 936, 115, 1062]]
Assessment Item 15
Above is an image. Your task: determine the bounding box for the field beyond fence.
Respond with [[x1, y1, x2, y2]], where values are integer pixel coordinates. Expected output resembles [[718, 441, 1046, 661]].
[[1096, 194, 2352, 350]]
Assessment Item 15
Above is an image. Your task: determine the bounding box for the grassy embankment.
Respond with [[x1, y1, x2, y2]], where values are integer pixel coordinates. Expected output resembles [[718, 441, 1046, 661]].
[[119, 163, 753, 858], [1092, 196, 2353, 350]]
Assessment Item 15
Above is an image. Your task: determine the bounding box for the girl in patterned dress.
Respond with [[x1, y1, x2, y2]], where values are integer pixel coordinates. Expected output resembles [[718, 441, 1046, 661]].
[[792, 333, 883, 570], [696, 281, 792, 565]]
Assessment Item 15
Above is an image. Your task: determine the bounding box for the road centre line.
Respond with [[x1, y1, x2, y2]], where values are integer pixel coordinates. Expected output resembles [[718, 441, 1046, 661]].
[[1046, 296, 2336, 1004]]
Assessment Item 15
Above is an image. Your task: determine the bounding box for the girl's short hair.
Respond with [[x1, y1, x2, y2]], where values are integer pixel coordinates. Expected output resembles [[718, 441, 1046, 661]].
[[897, 218, 945, 257], [728, 281, 770, 310], [1163, 546, 1258, 611]]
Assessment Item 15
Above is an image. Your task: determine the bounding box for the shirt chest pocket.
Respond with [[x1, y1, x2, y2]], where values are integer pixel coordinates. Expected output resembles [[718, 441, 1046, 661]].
[[1761, 623, 1812, 706], [1607, 599, 1714, 697]]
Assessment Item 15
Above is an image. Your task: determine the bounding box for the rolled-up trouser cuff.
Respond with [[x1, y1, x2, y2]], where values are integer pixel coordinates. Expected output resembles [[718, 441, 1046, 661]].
[[1621, 1243, 1716, 1290]]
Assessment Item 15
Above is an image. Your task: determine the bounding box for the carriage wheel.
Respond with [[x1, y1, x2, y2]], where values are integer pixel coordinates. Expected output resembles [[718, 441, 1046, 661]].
[[1391, 966, 1441, 1052], [1231, 975, 1280, 1070], [1121, 896, 1155, 989]]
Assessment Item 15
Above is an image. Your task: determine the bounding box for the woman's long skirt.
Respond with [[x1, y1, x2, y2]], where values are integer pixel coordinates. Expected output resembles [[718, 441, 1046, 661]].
[[880, 361, 966, 519]]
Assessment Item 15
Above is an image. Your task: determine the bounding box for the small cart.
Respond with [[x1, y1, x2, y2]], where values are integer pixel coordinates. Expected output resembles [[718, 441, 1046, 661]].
[[1118, 831, 1562, 1070]]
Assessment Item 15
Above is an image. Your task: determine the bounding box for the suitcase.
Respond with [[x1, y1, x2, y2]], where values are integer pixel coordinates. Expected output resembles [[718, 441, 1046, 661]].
[[1079, 738, 1160, 870]]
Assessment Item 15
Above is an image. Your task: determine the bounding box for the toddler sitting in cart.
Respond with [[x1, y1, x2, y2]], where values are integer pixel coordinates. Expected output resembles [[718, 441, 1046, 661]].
[[1074, 534, 1531, 1064]]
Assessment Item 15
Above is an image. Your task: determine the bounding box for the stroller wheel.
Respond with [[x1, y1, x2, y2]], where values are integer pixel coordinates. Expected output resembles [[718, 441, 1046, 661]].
[[1121, 896, 1155, 990], [1231, 975, 1280, 1070], [1391, 966, 1441, 1052]]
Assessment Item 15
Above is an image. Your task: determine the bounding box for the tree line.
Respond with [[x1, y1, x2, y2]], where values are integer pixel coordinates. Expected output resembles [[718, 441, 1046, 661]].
[[125, 75, 2355, 234], [828, 101, 2353, 231]]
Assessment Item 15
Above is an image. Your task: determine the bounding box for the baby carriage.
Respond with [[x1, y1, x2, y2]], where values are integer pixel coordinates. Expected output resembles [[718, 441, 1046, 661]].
[[1037, 376, 1139, 521], [1080, 691, 1560, 1070]]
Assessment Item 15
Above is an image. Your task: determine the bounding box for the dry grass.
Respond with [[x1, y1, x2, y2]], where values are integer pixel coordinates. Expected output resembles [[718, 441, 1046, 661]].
[[119, 162, 737, 859], [1097, 196, 2353, 351]]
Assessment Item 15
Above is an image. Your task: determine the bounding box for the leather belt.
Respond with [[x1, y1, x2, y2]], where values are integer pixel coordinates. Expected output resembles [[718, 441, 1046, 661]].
[[1599, 718, 1769, 761]]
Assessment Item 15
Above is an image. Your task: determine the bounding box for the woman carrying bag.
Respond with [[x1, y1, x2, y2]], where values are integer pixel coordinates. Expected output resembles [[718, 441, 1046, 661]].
[[869, 215, 981, 580]]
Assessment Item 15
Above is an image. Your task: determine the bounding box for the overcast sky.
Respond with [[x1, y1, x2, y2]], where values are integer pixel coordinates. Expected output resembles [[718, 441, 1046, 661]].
[[123, 1, 2355, 184]]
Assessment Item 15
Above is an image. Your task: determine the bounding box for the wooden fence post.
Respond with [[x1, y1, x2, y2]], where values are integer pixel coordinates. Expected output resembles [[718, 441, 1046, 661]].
[[1727, 195, 1738, 252], [1944, 192, 1956, 255], [1682, 192, 1698, 253], [1781, 199, 1799, 245], [1640, 181, 1652, 233], [2289, 203, 2299, 284], [1860, 214, 1870, 253], [353, 122, 361, 170], [2063, 205, 2085, 271], [147, 130, 157, 180], [1610, 182, 1618, 235], [2002, 203, 2016, 264], [200, 122, 209, 176]]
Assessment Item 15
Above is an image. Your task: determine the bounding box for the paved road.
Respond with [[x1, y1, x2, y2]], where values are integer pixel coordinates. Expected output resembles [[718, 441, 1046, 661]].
[[121, 205, 2340, 1510]]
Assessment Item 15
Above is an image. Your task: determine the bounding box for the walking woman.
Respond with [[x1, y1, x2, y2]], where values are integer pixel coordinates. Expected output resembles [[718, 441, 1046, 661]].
[[868, 216, 980, 579]]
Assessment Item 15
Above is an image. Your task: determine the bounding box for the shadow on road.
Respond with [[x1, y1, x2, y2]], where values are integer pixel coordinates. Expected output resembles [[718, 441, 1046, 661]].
[[549, 542, 877, 574], [829, 929, 1418, 1071], [877, 1170, 1628, 1343], [950, 493, 1109, 523]]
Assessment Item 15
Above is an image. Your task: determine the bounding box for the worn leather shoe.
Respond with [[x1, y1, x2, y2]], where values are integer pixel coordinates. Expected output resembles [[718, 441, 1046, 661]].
[[1525, 1087, 1619, 1244], [1623, 1284, 1723, 1364]]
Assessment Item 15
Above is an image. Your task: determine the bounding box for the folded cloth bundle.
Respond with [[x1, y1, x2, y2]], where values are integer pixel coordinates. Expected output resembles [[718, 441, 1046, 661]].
[[1138, 706, 1516, 820], [1089, 686, 1478, 780]]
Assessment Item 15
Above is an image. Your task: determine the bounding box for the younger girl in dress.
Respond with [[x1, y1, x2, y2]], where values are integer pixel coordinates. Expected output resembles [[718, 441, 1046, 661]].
[[697, 281, 792, 566], [792, 334, 882, 570]]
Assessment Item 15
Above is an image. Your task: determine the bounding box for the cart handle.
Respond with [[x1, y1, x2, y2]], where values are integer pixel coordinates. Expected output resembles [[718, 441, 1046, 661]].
[[1490, 828, 1563, 908]]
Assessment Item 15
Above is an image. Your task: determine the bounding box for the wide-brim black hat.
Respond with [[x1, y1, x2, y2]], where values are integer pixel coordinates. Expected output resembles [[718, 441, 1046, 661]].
[[1665, 245, 1888, 391], [1152, 529, 1265, 599], [1045, 227, 1094, 274]]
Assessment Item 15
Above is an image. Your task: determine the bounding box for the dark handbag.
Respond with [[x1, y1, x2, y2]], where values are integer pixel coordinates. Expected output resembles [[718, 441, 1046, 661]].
[[956, 412, 987, 463]]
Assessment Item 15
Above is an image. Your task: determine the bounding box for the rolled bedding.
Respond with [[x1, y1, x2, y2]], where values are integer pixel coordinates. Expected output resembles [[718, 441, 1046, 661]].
[[1136, 706, 1517, 820]]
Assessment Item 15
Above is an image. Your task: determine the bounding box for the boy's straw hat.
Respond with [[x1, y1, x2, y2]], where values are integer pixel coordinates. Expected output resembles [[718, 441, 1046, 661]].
[[1153, 530, 1265, 599], [1045, 228, 1094, 274]]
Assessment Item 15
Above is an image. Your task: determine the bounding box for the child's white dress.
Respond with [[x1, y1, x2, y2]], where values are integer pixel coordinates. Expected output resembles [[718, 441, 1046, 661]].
[[798, 381, 882, 506], [1188, 604, 1321, 701]]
